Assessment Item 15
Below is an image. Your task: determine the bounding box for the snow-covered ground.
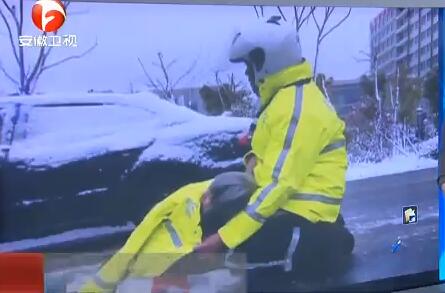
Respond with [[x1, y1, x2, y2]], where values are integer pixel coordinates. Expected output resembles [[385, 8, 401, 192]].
[[0, 223, 135, 252], [347, 153, 437, 181]]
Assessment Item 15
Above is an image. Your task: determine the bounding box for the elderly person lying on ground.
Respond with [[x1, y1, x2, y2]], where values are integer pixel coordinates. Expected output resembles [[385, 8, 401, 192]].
[[79, 169, 257, 293]]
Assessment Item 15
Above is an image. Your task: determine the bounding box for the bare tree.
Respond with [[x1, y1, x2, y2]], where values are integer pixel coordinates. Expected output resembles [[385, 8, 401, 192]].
[[138, 52, 197, 103], [254, 5, 315, 32], [276, 6, 287, 22], [253, 6, 265, 18], [214, 71, 229, 112], [355, 50, 384, 153], [311, 7, 351, 77], [0, 0, 98, 95], [293, 6, 316, 32], [212, 71, 254, 117], [355, 50, 381, 114]]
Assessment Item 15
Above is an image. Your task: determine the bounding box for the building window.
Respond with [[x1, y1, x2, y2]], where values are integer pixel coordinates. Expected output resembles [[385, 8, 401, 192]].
[[433, 22, 438, 33]]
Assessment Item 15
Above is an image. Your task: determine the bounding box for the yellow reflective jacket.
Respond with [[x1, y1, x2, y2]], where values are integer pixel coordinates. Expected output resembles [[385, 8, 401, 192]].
[[80, 180, 211, 293], [218, 61, 348, 249]]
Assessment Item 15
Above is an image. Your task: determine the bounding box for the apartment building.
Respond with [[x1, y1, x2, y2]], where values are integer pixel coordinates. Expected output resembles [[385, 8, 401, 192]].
[[370, 8, 439, 78]]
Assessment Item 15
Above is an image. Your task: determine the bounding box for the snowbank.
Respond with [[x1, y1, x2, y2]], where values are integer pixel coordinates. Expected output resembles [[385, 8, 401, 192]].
[[347, 153, 437, 181]]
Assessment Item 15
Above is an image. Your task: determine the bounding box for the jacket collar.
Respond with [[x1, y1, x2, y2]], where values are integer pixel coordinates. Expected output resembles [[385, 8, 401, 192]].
[[258, 59, 313, 107]]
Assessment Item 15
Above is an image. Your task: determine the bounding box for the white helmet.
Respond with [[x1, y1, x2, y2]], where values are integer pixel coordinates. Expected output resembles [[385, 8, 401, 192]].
[[229, 16, 303, 87]]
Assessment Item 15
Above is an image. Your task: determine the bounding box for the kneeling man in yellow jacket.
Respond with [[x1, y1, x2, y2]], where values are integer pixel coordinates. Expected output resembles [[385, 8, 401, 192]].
[[195, 17, 355, 288], [80, 171, 256, 292]]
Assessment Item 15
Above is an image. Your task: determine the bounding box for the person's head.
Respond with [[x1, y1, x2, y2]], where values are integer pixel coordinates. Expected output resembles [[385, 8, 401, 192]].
[[228, 16, 303, 95], [201, 172, 257, 236]]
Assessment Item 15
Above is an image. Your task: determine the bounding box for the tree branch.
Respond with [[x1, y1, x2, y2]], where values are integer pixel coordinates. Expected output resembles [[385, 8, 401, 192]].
[[18, 0, 23, 35], [293, 6, 299, 31], [277, 6, 287, 22], [354, 57, 371, 63], [172, 59, 197, 89], [25, 32, 48, 91], [320, 8, 352, 42], [166, 59, 177, 70], [319, 8, 330, 35], [29, 32, 61, 93], [311, 8, 321, 31], [0, 62, 18, 86], [0, 0, 19, 28], [295, 7, 313, 31], [62, 1, 71, 10], [40, 40, 98, 72], [138, 57, 160, 92], [253, 6, 259, 18], [0, 7, 20, 66], [157, 52, 170, 88], [303, 7, 316, 26]]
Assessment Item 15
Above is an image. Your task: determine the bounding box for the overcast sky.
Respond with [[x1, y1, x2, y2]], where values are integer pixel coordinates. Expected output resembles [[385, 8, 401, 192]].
[[0, 2, 382, 94]]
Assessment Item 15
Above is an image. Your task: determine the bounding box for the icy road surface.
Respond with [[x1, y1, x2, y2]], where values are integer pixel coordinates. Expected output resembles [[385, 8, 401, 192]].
[[41, 167, 438, 292]]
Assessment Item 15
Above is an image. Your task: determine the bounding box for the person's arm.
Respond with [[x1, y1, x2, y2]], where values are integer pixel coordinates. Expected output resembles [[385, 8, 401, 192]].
[[218, 96, 326, 249]]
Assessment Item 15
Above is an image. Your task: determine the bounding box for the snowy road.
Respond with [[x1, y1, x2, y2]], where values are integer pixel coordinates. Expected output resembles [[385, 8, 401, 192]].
[[338, 167, 438, 286], [41, 167, 439, 292]]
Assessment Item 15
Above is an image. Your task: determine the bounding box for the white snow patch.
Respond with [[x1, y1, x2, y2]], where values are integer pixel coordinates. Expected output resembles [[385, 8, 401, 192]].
[[348, 211, 439, 235], [136, 116, 250, 167], [347, 153, 437, 181], [417, 136, 438, 157], [0, 223, 135, 252], [77, 187, 108, 197], [21, 198, 45, 206]]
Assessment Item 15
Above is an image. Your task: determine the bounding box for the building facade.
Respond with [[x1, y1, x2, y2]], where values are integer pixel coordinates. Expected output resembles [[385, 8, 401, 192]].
[[370, 8, 439, 78], [329, 79, 364, 116]]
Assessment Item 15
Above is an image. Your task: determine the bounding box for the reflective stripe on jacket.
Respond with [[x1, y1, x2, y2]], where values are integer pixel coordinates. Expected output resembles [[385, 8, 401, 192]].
[[79, 180, 211, 292], [218, 61, 348, 249]]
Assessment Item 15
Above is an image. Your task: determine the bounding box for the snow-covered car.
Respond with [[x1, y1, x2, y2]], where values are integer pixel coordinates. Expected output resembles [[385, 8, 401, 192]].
[[0, 92, 251, 247]]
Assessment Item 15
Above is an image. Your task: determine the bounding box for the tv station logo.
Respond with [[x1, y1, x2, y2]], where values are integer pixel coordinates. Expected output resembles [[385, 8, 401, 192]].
[[32, 0, 66, 32], [18, 0, 77, 48], [402, 206, 418, 225]]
